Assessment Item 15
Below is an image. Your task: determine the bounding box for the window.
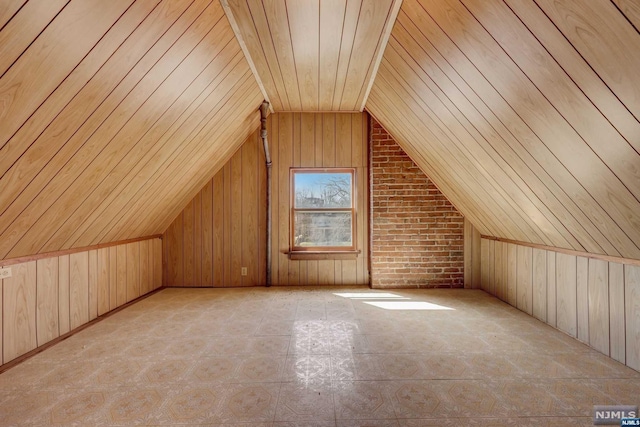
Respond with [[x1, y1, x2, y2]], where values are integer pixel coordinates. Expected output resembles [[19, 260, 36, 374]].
[[291, 168, 356, 254]]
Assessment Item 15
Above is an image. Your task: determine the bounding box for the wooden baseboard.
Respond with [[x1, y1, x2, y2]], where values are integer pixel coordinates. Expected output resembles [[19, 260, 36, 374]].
[[0, 235, 162, 267], [0, 286, 166, 374], [481, 235, 640, 267]]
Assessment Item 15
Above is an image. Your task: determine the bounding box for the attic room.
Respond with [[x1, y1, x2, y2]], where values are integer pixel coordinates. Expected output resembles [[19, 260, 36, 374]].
[[0, 0, 639, 424]]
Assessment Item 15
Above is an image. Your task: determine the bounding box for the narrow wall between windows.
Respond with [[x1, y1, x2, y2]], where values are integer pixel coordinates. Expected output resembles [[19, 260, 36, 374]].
[[370, 119, 464, 288]]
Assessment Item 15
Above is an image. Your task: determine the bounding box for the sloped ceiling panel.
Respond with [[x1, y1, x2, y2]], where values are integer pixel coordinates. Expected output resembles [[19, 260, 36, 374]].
[[222, 0, 401, 112], [0, 0, 263, 260], [366, 0, 640, 259]]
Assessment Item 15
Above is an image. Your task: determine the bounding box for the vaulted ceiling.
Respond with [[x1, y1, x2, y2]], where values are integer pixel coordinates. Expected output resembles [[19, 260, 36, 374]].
[[221, 0, 401, 111], [1, 0, 640, 262], [0, 0, 263, 260], [367, 0, 640, 260]]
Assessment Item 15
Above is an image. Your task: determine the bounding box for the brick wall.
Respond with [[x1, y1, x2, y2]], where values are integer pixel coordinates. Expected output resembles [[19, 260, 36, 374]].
[[370, 118, 464, 288]]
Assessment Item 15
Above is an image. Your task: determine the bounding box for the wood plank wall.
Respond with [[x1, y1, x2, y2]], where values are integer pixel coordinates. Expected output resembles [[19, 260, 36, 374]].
[[164, 112, 369, 287], [222, 0, 400, 111], [270, 113, 369, 286], [463, 219, 481, 289], [481, 237, 640, 372], [0, 0, 263, 260], [164, 130, 266, 287], [366, 0, 640, 261], [0, 238, 161, 367]]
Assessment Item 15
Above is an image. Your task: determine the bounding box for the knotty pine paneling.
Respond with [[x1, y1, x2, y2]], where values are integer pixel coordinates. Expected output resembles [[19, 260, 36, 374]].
[[482, 237, 640, 372], [367, 0, 640, 260], [0, 237, 161, 366], [164, 112, 369, 287], [0, 0, 263, 261]]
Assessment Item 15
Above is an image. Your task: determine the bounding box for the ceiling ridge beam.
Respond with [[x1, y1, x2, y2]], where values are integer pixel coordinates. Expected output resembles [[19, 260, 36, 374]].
[[359, 0, 402, 112], [220, 0, 273, 113]]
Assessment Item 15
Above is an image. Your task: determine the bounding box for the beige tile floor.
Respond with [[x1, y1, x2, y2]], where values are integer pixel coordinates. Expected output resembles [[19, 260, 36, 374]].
[[0, 286, 638, 426]]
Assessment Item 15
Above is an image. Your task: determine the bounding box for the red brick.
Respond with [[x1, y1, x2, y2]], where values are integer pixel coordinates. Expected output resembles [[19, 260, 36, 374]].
[[370, 118, 464, 289]]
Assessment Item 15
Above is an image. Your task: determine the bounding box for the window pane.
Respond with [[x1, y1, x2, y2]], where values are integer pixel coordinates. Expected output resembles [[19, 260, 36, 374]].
[[294, 212, 352, 247], [294, 172, 352, 208]]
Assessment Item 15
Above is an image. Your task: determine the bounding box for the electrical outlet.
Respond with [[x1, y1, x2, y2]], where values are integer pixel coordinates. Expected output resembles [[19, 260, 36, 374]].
[[0, 267, 12, 279], [241, 267, 247, 276]]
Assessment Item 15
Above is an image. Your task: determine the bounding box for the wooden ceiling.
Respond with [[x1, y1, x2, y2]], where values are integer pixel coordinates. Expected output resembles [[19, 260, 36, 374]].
[[3, 0, 640, 263], [221, 0, 401, 112], [367, 0, 640, 260], [0, 0, 263, 260]]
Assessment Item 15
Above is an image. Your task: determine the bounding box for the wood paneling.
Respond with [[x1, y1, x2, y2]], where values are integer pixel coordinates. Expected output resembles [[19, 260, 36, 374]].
[[463, 218, 481, 289], [626, 265, 640, 371], [126, 242, 140, 302], [153, 238, 162, 290], [0, 0, 264, 261], [222, 0, 401, 111], [116, 245, 127, 307], [556, 253, 577, 337], [576, 256, 589, 343], [483, 237, 639, 372], [506, 243, 517, 307], [97, 248, 110, 316], [366, 0, 640, 260], [547, 251, 556, 328], [108, 247, 118, 311], [610, 263, 626, 364], [164, 130, 266, 287], [164, 112, 369, 286], [516, 245, 532, 315], [139, 240, 150, 296], [69, 252, 89, 330], [0, 0, 68, 77], [480, 239, 489, 292], [58, 255, 70, 336], [588, 259, 609, 354], [0, 1, 28, 29], [1, 238, 161, 368], [271, 113, 369, 285], [532, 248, 546, 322], [3, 261, 36, 363], [88, 250, 98, 321], [36, 258, 58, 346]]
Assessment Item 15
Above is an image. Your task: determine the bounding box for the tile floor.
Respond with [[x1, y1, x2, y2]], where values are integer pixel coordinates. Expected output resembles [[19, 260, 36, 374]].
[[0, 286, 638, 426]]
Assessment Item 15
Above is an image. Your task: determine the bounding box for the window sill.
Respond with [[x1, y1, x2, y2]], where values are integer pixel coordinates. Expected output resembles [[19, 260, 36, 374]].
[[288, 250, 360, 260]]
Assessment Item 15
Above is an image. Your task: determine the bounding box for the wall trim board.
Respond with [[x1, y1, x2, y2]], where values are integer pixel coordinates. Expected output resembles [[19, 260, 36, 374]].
[[481, 236, 640, 373], [0, 286, 166, 374], [2, 238, 161, 366], [482, 236, 640, 268], [0, 235, 162, 267]]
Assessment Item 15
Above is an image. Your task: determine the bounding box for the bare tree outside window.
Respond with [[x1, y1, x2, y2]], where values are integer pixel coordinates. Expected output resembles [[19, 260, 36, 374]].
[[291, 169, 355, 251]]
